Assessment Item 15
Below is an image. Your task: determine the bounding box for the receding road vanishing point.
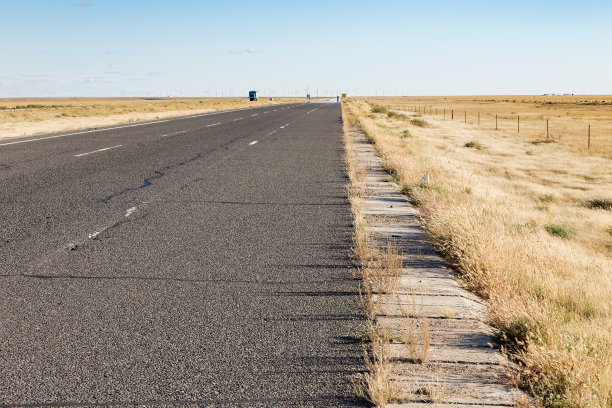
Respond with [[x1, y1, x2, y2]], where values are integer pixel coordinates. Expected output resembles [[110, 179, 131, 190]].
[[0, 102, 365, 406]]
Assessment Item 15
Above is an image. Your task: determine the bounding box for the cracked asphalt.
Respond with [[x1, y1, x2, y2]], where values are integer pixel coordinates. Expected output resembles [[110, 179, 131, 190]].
[[0, 102, 365, 407]]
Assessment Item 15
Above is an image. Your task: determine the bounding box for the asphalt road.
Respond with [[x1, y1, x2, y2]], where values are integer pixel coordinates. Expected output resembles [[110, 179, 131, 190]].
[[0, 102, 365, 407]]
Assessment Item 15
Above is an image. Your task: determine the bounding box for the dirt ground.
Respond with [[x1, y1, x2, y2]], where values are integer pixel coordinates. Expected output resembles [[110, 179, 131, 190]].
[[364, 95, 612, 158]]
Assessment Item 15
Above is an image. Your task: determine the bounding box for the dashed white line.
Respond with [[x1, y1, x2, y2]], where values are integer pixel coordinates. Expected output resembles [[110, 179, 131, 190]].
[[251, 113, 258, 116], [88, 227, 109, 240], [263, 111, 270, 113], [249, 141, 259, 146], [266, 131, 277, 136], [162, 131, 186, 137], [125, 206, 137, 217], [232, 118, 244, 122], [74, 145, 122, 157], [207, 123, 221, 127]]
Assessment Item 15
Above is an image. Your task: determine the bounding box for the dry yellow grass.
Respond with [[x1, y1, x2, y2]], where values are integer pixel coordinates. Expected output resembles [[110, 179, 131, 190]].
[[0, 97, 311, 140], [344, 98, 612, 408], [353, 338, 401, 407], [367, 95, 612, 158]]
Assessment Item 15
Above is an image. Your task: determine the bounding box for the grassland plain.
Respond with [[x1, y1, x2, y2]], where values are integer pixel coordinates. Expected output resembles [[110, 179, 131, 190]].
[[0, 97, 311, 140], [367, 95, 612, 158], [343, 97, 611, 408]]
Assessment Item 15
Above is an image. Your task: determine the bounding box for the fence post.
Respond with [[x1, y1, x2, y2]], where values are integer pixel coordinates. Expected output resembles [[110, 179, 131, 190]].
[[518, 115, 520, 133], [444, 108, 446, 119], [546, 119, 549, 139], [496, 114, 498, 130], [588, 124, 591, 150], [464, 110, 467, 123], [478, 112, 480, 125], [452, 110, 454, 120]]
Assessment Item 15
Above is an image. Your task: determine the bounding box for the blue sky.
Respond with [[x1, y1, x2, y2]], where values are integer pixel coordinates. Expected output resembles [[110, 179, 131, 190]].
[[1, 0, 611, 97]]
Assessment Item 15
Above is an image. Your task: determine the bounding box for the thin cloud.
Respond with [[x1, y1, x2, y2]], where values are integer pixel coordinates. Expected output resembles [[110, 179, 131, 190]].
[[228, 48, 263, 54], [74, 3, 92, 7], [82, 77, 109, 83]]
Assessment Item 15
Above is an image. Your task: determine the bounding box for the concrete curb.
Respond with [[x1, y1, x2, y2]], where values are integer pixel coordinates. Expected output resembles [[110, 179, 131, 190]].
[[348, 124, 529, 407]]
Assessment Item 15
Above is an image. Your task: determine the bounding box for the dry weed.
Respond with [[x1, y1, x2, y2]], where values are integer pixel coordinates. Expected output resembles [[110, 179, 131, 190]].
[[414, 378, 448, 403], [359, 280, 375, 320], [353, 338, 401, 407], [369, 241, 402, 295], [398, 294, 431, 363]]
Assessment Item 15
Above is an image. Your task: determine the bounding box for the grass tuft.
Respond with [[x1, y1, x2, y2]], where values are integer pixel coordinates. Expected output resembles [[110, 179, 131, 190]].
[[544, 223, 576, 240], [584, 198, 612, 211], [353, 339, 401, 407], [371, 105, 389, 114], [387, 111, 407, 120], [410, 118, 427, 127], [398, 295, 431, 364], [464, 140, 482, 149], [538, 194, 555, 203]]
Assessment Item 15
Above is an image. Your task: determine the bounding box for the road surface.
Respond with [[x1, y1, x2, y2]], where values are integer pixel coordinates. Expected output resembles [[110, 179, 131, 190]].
[[0, 103, 364, 406]]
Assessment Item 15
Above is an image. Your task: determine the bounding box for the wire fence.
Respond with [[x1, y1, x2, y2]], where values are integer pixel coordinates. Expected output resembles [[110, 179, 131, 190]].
[[387, 104, 610, 153]]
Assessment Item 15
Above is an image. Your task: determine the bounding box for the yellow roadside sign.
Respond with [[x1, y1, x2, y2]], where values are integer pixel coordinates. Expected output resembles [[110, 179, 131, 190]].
[[341, 93, 347, 98]]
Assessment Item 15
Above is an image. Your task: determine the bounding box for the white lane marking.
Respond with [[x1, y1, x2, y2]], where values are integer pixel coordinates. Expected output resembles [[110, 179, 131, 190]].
[[232, 117, 244, 122], [263, 111, 270, 113], [266, 130, 277, 136], [249, 141, 259, 146], [74, 144, 122, 157], [88, 226, 109, 239], [207, 123, 221, 127], [125, 206, 137, 217], [162, 131, 186, 137], [0, 120, 169, 147], [251, 113, 258, 116], [273, 109, 277, 111]]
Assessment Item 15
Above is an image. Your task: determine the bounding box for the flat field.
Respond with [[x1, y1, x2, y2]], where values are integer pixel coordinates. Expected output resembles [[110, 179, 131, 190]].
[[0, 97, 311, 141], [366, 95, 612, 158], [344, 96, 611, 408]]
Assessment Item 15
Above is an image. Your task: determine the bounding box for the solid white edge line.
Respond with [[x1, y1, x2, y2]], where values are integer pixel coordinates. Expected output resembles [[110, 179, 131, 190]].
[[74, 145, 122, 157], [249, 141, 259, 145], [206, 123, 221, 127]]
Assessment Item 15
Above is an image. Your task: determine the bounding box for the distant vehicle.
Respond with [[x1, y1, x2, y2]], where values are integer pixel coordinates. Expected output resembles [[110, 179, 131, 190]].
[[249, 91, 258, 101]]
